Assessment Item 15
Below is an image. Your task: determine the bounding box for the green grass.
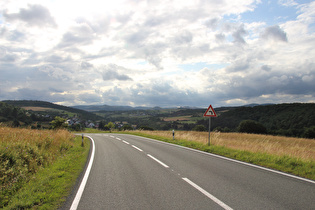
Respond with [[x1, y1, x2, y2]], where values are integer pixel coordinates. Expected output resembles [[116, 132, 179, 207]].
[[83, 128, 111, 133], [121, 131, 315, 181], [3, 136, 90, 209]]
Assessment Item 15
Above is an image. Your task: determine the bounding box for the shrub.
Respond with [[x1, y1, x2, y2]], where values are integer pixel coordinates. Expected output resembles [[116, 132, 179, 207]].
[[303, 126, 315, 139], [238, 120, 267, 134], [139, 126, 154, 131], [193, 125, 206, 132]]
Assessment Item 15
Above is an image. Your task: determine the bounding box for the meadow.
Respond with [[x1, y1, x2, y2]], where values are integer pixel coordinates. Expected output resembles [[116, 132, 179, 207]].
[[0, 126, 90, 209], [125, 130, 315, 180]]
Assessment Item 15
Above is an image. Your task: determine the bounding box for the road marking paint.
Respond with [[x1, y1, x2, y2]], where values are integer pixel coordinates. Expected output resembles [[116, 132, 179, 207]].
[[110, 135, 114, 138], [132, 145, 143, 152], [122, 140, 130, 145], [70, 136, 95, 210], [182, 178, 233, 210], [116, 138, 121, 140], [132, 135, 315, 184], [147, 154, 169, 168]]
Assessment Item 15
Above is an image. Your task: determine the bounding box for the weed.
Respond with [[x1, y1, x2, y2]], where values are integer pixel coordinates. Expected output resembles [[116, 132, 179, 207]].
[[0, 126, 76, 208]]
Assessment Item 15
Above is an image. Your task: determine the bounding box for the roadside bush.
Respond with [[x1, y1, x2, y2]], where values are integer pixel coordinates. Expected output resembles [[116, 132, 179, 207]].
[[193, 125, 206, 132], [238, 120, 267, 134], [139, 126, 154, 131], [303, 126, 315, 139], [0, 127, 74, 208]]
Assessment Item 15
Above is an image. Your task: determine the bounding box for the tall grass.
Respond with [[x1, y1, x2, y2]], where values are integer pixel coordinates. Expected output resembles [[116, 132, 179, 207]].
[[125, 130, 315, 180], [0, 126, 74, 208], [128, 130, 315, 161]]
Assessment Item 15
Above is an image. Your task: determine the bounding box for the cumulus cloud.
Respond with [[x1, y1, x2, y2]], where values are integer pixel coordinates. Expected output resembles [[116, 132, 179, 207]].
[[261, 25, 288, 42], [232, 24, 248, 44], [0, 0, 314, 107], [3, 4, 57, 27], [101, 64, 132, 81]]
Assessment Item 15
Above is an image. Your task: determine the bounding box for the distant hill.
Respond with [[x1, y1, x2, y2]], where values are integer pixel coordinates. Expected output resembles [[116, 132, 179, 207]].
[[2, 100, 102, 121], [71, 104, 157, 112], [209, 103, 315, 137]]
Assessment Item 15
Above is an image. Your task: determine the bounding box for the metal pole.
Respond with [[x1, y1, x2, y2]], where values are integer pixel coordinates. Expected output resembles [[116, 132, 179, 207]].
[[208, 117, 211, 146]]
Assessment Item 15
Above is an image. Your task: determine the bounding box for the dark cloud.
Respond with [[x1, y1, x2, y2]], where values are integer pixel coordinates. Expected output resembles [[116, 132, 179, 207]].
[[102, 64, 132, 81], [78, 93, 103, 103], [261, 65, 272, 71], [0, 48, 16, 62], [205, 18, 220, 30], [261, 25, 288, 42], [232, 24, 247, 44], [215, 33, 225, 42], [3, 4, 57, 27], [125, 29, 150, 45], [226, 59, 250, 72], [80, 61, 93, 69]]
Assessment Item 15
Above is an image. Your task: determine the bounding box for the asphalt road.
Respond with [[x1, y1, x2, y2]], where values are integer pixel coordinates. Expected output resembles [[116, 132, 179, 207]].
[[63, 133, 315, 210]]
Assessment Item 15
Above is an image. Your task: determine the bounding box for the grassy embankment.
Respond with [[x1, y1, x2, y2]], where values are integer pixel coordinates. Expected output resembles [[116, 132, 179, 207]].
[[124, 130, 315, 180], [0, 126, 90, 209]]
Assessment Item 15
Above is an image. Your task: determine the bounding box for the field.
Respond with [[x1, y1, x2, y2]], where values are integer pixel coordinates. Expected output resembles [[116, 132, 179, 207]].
[[125, 130, 315, 180], [131, 130, 315, 161], [22, 106, 53, 111], [0, 126, 90, 209]]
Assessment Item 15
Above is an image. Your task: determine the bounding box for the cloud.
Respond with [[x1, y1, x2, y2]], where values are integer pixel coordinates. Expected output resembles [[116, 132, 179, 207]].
[[101, 64, 133, 81], [232, 24, 248, 44], [261, 25, 288, 42], [0, 0, 314, 107], [3, 4, 57, 27], [261, 65, 272, 72]]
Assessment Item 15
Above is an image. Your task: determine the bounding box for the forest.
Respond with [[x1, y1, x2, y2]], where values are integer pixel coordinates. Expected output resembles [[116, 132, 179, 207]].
[[1, 100, 314, 138]]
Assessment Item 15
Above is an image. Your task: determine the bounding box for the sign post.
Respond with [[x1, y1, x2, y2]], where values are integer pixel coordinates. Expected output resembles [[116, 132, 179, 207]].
[[203, 105, 217, 146]]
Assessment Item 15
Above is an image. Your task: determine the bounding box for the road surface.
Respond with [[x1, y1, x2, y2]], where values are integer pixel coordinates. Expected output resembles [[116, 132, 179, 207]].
[[63, 133, 315, 209]]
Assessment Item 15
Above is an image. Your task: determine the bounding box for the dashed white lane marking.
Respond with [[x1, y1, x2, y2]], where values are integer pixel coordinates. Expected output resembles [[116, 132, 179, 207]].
[[132, 145, 143, 152], [70, 136, 95, 210], [147, 154, 169, 168], [110, 135, 233, 209], [182, 178, 233, 210], [122, 140, 130, 145]]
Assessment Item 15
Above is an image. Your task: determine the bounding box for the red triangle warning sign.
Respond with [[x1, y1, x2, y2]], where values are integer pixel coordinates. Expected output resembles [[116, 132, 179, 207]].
[[203, 105, 217, 117]]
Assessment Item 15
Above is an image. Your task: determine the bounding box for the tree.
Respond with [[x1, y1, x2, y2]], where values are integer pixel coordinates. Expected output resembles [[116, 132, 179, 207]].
[[104, 122, 115, 131], [238, 120, 267, 134], [139, 126, 154, 131], [303, 126, 315, 139], [50, 116, 68, 129], [192, 125, 206, 132], [121, 124, 133, 130]]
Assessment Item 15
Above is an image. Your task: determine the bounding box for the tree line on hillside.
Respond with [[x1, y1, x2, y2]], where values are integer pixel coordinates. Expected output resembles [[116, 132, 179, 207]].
[[200, 103, 315, 138], [95, 103, 315, 138], [0, 102, 32, 126], [2, 100, 102, 121]]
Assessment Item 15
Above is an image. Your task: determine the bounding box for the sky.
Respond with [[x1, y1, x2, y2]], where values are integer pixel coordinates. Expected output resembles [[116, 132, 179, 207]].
[[0, 0, 314, 108]]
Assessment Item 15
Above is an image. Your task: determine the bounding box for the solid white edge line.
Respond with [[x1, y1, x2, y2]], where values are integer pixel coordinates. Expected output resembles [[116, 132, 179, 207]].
[[70, 136, 95, 210], [147, 154, 169, 168], [129, 135, 315, 184], [122, 140, 130, 145], [132, 145, 143, 152], [182, 178, 233, 210]]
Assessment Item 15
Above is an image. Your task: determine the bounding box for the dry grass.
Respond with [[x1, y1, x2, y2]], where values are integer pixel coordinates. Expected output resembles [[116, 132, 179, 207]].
[[0, 126, 75, 207], [129, 130, 315, 162], [21, 106, 52, 111]]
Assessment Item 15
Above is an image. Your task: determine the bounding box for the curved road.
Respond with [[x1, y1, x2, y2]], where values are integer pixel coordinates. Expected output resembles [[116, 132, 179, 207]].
[[63, 133, 315, 209]]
